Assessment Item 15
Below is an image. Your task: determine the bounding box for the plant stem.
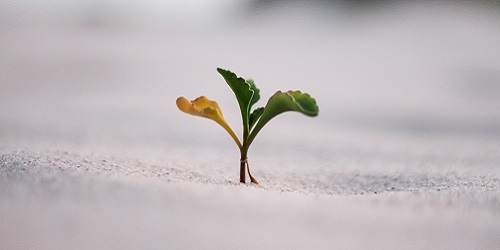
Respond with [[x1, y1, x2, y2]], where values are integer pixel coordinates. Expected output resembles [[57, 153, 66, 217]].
[[240, 156, 246, 183], [240, 125, 249, 183], [246, 160, 259, 184], [240, 146, 258, 184], [240, 145, 248, 183], [240, 120, 258, 184]]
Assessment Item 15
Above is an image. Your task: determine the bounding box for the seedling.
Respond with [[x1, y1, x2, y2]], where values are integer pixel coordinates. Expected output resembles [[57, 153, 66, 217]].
[[176, 68, 319, 184]]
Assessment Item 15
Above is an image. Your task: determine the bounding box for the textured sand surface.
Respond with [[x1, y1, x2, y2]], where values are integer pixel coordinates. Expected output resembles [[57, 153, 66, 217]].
[[1, 149, 499, 249], [1, 2, 500, 249]]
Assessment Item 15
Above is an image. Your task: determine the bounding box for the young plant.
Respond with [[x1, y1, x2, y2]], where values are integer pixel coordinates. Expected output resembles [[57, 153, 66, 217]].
[[176, 68, 319, 184]]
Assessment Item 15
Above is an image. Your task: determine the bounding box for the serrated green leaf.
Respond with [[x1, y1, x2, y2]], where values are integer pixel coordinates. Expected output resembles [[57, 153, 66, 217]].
[[246, 79, 260, 109], [246, 91, 319, 146], [217, 68, 255, 134], [249, 107, 264, 131]]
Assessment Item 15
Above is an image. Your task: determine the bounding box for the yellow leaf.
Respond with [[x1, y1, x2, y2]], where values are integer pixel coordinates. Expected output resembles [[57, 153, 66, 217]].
[[176, 96, 242, 148]]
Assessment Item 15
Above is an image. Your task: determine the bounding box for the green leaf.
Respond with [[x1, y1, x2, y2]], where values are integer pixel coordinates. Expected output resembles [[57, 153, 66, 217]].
[[246, 91, 319, 146], [246, 79, 260, 109], [249, 107, 264, 131], [217, 68, 255, 134], [246, 78, 262, 131]]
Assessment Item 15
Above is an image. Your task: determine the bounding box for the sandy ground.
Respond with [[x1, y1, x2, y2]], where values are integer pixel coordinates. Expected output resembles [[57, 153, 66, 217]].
[[1, 2, 500, 249]]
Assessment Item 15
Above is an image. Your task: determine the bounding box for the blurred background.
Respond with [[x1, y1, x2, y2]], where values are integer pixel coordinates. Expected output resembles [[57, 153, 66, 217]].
[[1, 0, 499, 162]]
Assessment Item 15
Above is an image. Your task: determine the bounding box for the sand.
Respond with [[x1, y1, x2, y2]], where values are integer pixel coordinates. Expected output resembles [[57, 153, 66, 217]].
[[1, 148, 499, 249]]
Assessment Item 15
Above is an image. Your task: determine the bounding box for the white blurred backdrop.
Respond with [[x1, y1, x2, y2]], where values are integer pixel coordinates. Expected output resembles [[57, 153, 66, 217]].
[[1, 0, 500, 156]]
